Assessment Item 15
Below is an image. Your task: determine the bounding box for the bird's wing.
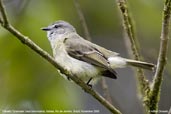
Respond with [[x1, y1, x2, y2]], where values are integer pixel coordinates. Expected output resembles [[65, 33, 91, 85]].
[[86, 40, 119, 58], [64, 36, 117, 78]]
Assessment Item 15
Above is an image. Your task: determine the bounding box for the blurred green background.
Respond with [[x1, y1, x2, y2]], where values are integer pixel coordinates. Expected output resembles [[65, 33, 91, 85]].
[[0, 0, 170, 114]]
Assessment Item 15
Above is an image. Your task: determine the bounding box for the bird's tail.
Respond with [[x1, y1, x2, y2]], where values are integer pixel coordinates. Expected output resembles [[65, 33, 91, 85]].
[[125, 59, 156, 71]]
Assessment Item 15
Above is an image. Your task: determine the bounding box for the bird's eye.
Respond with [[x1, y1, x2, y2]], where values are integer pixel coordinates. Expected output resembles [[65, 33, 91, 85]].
[[54, 25, 59, 28]]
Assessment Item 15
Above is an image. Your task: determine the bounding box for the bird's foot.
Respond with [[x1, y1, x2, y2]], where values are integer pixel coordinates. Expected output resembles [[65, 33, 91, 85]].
[[86, 77, 93, 88]]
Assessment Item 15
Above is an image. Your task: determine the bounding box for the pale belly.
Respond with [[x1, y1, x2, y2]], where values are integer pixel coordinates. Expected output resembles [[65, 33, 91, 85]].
[[55, 51, 101, 84]]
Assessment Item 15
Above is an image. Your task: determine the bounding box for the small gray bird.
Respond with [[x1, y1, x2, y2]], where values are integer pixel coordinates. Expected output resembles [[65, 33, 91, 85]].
[[42, 20, 155, 85]]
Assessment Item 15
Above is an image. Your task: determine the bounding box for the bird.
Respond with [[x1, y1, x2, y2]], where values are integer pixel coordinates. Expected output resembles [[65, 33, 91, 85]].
[[41, 20, 155, 86]]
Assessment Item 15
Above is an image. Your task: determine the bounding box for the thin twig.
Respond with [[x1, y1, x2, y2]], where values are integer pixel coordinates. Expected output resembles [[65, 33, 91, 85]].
[[0, 0, 121, 113], [73, 0, 113, 104], [169, 107, 171, 114], [73, 0, 91, 41], [0, 17, 3, 24], [0, 0, 8, 25], [116, 0, 153, 113], [100, 77, 113, 103], [148, 0, 171, 113], [116, 0, 150, 101]]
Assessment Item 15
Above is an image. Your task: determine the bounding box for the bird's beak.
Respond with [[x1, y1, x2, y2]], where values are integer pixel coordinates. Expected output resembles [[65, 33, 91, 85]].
[[41, 27, 51, 31]]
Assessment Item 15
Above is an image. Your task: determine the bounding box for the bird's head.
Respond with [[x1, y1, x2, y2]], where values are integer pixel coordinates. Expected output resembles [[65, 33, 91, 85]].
[[41, 20, 76, 41]]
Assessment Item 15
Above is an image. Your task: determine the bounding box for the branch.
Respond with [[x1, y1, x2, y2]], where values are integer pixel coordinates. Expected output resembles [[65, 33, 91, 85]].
[[73, 0, 113, 104], [0, 0, 121, 113], [148, 0, 171, 112], [0, 17, 3, 24], [100, 77, 113, 103], [0, 0, 8, 25], [73, 0, 91, 41], [116, 0, 154, 113], [116, 0, 150, 98], [169, 107, 171, 114]]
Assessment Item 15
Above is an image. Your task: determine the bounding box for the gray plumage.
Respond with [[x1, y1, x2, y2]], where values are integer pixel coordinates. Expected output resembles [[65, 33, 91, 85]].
[[42, 20, 155, 85]]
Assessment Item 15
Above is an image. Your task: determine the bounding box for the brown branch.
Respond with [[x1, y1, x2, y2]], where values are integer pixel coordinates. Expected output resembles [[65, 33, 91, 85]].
[[169, 107, 171, 114], [116, 0, 151, 112], [0, 0, 121, 113], [73, 0, 91, 41], [148, 0, 171, 113], [0, 0, 8, 25], [116, 0, 150, 95], [100, 77, 113, 103], [0, 17, 3, 23], [73, 0, 113, 104]]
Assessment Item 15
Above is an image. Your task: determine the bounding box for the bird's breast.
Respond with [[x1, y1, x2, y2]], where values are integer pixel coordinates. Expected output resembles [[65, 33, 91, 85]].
[[52, 42, 99, 81]]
